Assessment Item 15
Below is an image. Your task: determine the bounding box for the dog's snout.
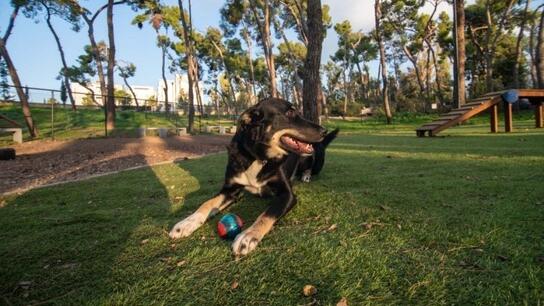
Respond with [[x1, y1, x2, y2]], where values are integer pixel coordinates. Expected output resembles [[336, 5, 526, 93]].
[[320, 127, 328, 137]]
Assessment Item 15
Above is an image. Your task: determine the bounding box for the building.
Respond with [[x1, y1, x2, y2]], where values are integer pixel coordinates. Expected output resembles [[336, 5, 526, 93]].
[[157, 74, 205, 113], [70, 82, 155, 107]]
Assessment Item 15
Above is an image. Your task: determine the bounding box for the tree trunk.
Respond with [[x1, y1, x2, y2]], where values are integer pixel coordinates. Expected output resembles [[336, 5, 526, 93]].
[[123, 77, 139, 108], [513, 0, 530, 89], [402, 45, 426, 99], [537, 8, 544, 88], [453, 0, 466, 107], [84, 20, 107, 107], [43, 3, 76, 111], [375, 0, 392, 124], [0, 38, 38, 137], [529, 21, 538, 87], [241, 24, 257, 102], [178, 0, 195, 133], [302, 0, 323, 123], [161, 45, 169, 112], [106, 0, 116, 130], [250, 1, 277, 97]]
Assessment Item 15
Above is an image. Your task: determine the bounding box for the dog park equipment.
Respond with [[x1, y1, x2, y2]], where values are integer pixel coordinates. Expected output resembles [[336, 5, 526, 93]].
[[217, 213, 244, 240], [0, 114, 23, 144], [416, 89, 544, 137]]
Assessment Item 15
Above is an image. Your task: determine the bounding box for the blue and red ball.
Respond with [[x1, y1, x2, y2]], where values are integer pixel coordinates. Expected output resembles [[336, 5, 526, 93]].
[[217, 213, 244, 240]]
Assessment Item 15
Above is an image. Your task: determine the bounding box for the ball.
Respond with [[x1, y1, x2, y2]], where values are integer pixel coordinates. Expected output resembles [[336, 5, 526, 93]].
[[217, 213, 243, 240]]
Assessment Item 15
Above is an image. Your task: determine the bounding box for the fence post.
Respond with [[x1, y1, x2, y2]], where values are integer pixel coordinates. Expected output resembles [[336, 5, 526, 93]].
[[50, 90, 55, 140], [104, 94, 108, 137]]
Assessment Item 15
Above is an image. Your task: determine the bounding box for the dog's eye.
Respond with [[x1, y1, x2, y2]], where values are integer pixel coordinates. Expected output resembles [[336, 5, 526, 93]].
[[285, 109, 296, 118]]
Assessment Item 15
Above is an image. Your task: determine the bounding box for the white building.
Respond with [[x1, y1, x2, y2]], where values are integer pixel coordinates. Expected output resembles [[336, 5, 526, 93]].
[[70, 81, 123, 106], [70, 82, 155, 107], [157, 74, 205, 112]]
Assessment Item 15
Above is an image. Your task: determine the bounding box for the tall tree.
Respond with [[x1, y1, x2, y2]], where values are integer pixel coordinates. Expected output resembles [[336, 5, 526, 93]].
[[302, 0, 323, 123], [106, 0, 116, 130], [513, 0, 531, 89], [537, 7, 544, 88], [452, 0, 466, 107], [178, 0, 196, 132], [117, 61, 139, 108], [133, 1, 171, 113], [0, 59, 14, 101], [0, 3, 38, 137], [38, 0, 78, 110], [375, 0, 393, 123]]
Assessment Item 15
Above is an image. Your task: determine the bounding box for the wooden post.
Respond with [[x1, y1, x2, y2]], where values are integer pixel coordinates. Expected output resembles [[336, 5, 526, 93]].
[[490, 104, 498, 133], [536, 102, 543, 128], [504, 102, 513, 132]]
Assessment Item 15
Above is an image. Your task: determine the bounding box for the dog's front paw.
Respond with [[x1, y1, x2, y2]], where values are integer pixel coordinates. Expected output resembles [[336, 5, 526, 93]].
[[232, 230, 263, 257], [301, 170, 311, 183], [169, 213, 206, 239]]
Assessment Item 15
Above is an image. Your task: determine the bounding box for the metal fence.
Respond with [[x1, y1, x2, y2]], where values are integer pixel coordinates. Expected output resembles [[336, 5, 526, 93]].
[[0, 84, 240, 139]]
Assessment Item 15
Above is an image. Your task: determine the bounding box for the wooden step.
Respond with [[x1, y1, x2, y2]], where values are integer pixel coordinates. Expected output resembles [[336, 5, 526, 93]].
[[421, 120, 451, 127], [447, 109, 470, 115], [437, 114, 461, 120]]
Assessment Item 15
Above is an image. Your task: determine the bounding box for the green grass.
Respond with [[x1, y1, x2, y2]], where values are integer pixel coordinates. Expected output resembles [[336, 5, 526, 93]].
[[0, 104, 238, 144], [1, 112, 543, 305]]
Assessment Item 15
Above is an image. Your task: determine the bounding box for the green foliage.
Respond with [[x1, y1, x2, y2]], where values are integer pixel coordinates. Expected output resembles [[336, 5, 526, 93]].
[[115, 89, 132, 107], [0, 58, 14, 102]]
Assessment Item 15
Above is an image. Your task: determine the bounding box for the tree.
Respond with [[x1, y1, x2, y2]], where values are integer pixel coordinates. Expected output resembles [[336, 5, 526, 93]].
[[114, 88, 132, 107], [221, 0, 278, 97], [106, 0, 117, 130], [0, 3, 38, 137], [0, 59, 14, 101], [177, 0, 197, 132], [133, 1, 171, 113], [301, 0, 323, 123], [63, 45, 101, 106], [374, 0, 393, 123], [117, 61, 139, 108], [37, 0, 79, 110], [537, 7, 544, 88], [513, 0, 531, 89], [60, 81, 67, 105]]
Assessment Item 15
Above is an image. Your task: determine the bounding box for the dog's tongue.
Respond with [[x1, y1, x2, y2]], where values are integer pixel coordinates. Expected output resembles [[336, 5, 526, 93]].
[[281, 136, 314, 154]]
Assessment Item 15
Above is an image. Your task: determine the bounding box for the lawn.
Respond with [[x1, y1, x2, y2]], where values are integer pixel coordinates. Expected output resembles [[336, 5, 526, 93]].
[[0, 103, 237, 145], [0, 112, 543, 305]]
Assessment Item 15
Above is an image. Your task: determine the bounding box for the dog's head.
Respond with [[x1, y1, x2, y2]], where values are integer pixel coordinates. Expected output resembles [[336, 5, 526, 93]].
[[237, 98, 327, 160]]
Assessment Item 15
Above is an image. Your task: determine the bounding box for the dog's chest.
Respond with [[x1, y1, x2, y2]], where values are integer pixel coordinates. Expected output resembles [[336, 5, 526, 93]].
[[232, 161, 268, 195]]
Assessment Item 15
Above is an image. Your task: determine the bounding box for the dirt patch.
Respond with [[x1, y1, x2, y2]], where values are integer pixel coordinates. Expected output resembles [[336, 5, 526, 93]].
[[0, 135, 231, 195]]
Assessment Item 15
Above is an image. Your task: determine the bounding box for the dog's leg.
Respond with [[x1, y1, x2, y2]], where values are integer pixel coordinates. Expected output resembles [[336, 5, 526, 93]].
[[232, 176, 296, 257], [169, 184, 241, 239], [300, 169, 312, 183]]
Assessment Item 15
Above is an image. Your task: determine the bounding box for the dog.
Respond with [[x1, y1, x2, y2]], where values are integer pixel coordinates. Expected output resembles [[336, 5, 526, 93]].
[[169, 98, 339, 257]]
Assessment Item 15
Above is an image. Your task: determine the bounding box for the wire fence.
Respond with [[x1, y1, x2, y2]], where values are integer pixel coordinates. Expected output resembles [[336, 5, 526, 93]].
[[0, 84, 241, 140]]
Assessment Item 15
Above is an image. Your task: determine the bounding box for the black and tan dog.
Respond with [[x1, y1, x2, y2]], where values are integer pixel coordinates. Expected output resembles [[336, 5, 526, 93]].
[[169, 98, 338, 257]]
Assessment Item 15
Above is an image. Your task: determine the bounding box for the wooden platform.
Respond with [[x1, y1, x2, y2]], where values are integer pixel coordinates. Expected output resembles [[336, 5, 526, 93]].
[[416, 89, 544, 137]]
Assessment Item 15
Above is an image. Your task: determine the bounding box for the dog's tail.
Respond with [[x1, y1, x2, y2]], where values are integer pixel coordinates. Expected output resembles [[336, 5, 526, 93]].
[[311, 128, 339, 175]]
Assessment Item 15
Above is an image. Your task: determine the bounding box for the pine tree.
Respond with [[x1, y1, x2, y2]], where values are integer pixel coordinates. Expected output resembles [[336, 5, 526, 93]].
[[0, 59, 14, 102]]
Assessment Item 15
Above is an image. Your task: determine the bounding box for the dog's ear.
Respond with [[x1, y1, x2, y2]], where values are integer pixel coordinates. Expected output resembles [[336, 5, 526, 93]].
[[239, 106, 264, 127]]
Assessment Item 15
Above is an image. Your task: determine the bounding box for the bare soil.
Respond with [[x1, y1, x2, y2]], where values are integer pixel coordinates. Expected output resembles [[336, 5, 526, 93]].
[[0, 135, 231, 195]]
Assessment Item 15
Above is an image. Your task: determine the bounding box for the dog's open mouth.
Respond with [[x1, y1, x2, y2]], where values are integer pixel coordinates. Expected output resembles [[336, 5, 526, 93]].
[[280, 135, 314, 154]]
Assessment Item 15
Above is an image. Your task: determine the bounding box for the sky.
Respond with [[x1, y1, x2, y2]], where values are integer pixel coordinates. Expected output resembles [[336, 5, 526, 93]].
[[0, 0, 460, 93]]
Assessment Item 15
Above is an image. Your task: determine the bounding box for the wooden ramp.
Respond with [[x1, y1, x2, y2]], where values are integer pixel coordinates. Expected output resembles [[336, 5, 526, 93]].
[[416, 89, 544, 137]]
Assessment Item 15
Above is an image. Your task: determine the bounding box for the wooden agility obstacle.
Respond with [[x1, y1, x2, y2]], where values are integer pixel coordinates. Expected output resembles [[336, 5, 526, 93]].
[[416, 89, 544, 137]]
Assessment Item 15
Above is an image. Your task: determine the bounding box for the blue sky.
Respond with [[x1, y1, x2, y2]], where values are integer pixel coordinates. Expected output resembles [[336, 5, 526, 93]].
[[0, 0, 456, 91]]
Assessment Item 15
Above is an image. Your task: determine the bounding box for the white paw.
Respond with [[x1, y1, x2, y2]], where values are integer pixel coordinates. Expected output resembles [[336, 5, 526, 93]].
[[232, 230, 262, 257], [301, 172, 311, 183], [169, 213, 206, 239]]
